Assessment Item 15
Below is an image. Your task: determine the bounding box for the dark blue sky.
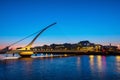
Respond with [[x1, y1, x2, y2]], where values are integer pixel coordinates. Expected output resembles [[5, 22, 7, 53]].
[[0, 0, 120, 48]]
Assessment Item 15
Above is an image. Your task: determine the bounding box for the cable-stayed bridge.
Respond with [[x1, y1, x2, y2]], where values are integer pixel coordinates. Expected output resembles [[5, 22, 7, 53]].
[[0, 22, 57, 57], [0, 22, 120, 58]]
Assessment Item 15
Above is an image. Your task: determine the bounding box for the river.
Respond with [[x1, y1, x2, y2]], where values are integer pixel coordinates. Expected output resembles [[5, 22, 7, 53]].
[[0, 55, 120, 80]]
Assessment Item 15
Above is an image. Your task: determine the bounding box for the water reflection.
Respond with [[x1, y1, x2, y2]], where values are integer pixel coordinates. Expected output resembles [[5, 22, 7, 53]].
[[89, 55, 107, 73], [0, 55, 120, 80], [116, 56, 120, 62], [97, 55, 102, 71], [102, 56, 106, 68], [77, 57, 80, 65], [22, 58, 33, 79], [116, 56, 120, 73], [89, 55, 94, 71]]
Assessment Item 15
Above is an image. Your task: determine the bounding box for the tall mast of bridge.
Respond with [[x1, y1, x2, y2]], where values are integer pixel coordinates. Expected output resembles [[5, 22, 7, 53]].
[[25, 22, 56, 50], [17, 22, 57, 50]]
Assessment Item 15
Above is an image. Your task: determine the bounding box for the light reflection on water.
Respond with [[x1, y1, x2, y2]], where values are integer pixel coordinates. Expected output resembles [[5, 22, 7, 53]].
[[89, 55, 94, 71], [97, 55, 102, 71], [0, 55, 120, 80], [116, 56, 120, 73]]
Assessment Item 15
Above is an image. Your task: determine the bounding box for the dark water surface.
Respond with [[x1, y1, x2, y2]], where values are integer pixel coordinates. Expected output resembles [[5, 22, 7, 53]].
[[0, 55, 120, 80]]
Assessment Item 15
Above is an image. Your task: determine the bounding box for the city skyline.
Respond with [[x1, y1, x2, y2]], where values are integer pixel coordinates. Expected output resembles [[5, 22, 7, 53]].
[[0, 0, 120, 49]]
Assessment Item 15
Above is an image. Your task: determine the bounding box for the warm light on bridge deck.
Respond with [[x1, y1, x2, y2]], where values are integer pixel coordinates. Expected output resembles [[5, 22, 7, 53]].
[[20, 51, 33, 56]]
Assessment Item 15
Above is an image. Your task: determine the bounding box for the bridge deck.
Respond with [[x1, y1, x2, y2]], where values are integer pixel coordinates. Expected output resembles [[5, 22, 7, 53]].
[[6, 50, 120, 55]]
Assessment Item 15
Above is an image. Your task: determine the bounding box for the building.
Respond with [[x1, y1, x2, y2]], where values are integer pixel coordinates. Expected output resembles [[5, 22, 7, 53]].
[[102, 44, 118, 52]]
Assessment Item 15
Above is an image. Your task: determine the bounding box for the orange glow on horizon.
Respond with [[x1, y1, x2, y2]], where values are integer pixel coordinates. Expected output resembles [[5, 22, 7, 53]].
[[0, 42, 120, 50], [0, 43, 45, 50]]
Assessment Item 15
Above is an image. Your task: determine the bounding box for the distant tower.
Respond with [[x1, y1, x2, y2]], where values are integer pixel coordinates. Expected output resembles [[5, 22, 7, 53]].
[[109, 43, 111, 47]]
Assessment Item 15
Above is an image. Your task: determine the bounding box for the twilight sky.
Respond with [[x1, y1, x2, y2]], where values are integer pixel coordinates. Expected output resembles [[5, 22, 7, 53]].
[[0, 0, 120, 49]]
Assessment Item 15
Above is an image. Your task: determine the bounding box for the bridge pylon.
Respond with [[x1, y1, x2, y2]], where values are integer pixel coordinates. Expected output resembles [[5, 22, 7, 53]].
[[8, 22, 56, 57]]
